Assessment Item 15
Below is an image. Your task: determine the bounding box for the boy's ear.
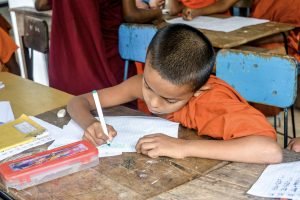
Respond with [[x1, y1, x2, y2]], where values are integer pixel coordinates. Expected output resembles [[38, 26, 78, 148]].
[[193, 84, 211, 97]]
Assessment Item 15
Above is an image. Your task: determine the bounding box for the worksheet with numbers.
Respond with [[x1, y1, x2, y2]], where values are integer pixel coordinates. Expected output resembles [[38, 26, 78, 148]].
[[248, 161, 300, 199]]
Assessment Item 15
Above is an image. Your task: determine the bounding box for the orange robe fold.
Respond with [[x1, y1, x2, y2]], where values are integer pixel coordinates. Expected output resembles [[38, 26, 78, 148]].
[[252, 0, 300, 26], [166, 76, 276, 140], [0, 27, 18, 71], [180, 0, 216, 9], [252, 0, 300, 61]]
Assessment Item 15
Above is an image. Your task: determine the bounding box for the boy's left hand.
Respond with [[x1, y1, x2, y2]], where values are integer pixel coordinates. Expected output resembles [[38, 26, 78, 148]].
[[135, 133, 186, 158], [182, 8, 197, 21]]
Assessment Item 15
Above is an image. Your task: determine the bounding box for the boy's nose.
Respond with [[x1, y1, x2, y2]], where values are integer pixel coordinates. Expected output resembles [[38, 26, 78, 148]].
[[149, 96, 161, 108]]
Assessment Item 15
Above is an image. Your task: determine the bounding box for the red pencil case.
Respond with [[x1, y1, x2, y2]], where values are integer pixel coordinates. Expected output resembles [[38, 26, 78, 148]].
[[0, 140, 99, 190]]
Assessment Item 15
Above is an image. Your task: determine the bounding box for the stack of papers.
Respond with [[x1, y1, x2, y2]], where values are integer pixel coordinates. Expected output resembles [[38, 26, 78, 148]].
[[167, 16, 269, 32], [0, 115, 47, 152], [0, 116, 59, 161]]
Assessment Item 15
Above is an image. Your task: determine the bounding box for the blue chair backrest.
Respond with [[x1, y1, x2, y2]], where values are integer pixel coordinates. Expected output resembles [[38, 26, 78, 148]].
[[119, 23, 158, 63], [216, 49, 298, 108]]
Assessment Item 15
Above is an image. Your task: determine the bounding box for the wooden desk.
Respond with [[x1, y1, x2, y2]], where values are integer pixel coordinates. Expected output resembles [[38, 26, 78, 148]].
[[119, 19, 294, 63], [0, 72, 72, 117], [200, 20, 294, 49], [1, 105, 300, 199]]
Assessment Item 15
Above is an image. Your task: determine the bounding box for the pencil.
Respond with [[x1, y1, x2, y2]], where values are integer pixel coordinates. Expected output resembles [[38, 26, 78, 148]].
[[92, 90, 111, 146]]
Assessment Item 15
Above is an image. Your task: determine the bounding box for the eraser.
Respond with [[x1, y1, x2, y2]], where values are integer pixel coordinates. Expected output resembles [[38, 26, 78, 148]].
[[57, 109, 66, 118]]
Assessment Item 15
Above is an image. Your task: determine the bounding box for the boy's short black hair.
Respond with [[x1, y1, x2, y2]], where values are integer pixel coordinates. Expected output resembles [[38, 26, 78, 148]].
[[146, 24, 215, 91]]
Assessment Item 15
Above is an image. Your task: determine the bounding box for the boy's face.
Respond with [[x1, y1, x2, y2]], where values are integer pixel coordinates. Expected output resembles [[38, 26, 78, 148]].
[[142, 62, 195, 115]]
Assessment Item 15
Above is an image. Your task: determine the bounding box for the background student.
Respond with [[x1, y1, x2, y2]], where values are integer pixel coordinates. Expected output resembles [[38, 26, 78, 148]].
[[0, 15, 20, 75], [168, 0, 239, 20], [251, 0, 300, 62], [67, 24, 282, 164], [35, 0, 164, 95]]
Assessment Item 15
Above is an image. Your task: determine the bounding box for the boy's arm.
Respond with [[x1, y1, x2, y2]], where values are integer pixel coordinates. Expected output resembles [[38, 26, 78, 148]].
[[35, 0, 52, 11], [182, 0, 239, 20], [67, 75, 143, 145], [122, 0, 163, 23], [136, 134, 283, 164]]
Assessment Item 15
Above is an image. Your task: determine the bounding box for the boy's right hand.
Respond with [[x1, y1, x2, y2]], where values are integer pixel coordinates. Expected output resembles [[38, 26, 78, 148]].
[[83, 121, 117, 146]]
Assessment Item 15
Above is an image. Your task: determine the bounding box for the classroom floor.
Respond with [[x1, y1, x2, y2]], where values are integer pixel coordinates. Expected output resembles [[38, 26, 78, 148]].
[[267, 107, 300, 148]]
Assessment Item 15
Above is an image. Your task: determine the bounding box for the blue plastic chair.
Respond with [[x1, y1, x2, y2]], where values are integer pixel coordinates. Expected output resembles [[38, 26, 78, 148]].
[[216, 49, 298, 147], [119, 23, 157, 80]]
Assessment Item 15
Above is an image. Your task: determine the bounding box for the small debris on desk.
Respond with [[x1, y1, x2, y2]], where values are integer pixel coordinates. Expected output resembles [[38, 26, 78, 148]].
[[136, 170, 148, 179], [57, 109, 66, 118], [121, 157, 136, 170]]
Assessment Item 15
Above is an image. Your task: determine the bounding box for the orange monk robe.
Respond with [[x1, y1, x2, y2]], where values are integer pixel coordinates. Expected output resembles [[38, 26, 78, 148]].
[[180, 0, 216, 9], [0, 28, 18, 72], [179, 0, 231, 15], [166, 76, 276, 140], [252, 0, 300, 61]]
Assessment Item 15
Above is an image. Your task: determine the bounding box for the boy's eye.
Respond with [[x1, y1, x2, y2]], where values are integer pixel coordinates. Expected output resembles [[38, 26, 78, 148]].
[[165, 99, 177, 104], [144, 82, 150, 89]]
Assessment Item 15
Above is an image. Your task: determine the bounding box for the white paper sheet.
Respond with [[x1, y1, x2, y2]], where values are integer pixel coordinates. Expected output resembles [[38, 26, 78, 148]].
[[247, 161, 300, 199], [0, 101, 15, 124], [48, 116, 179, 158], [167, 16, 269, 32], [0, 116, 61, 161]]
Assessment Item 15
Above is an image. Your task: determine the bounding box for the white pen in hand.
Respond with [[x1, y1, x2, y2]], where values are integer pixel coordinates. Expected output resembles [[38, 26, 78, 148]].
[[92, 90, 111, 146]]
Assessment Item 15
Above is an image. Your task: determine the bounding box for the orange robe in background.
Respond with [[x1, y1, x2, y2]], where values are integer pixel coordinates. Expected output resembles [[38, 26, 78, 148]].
[[252, 0, 300, 61], [179, 0, 231, 15], [166, 76, 276, 140], [0, 27, 18, 72], [180, 0, 216, 9]]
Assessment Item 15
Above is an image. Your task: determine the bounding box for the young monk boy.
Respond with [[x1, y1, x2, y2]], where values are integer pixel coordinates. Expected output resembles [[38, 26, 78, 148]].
[[67, 24, 282, 164]]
